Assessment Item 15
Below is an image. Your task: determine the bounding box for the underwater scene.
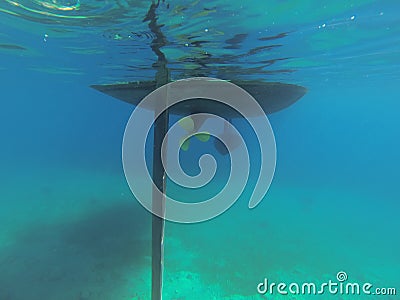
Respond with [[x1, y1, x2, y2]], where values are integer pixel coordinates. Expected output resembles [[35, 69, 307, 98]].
[[0, 0, 399, 299]]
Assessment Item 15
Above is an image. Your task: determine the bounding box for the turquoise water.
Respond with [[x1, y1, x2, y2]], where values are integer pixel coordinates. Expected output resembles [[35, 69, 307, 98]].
[[0, 1, 399, 299]]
